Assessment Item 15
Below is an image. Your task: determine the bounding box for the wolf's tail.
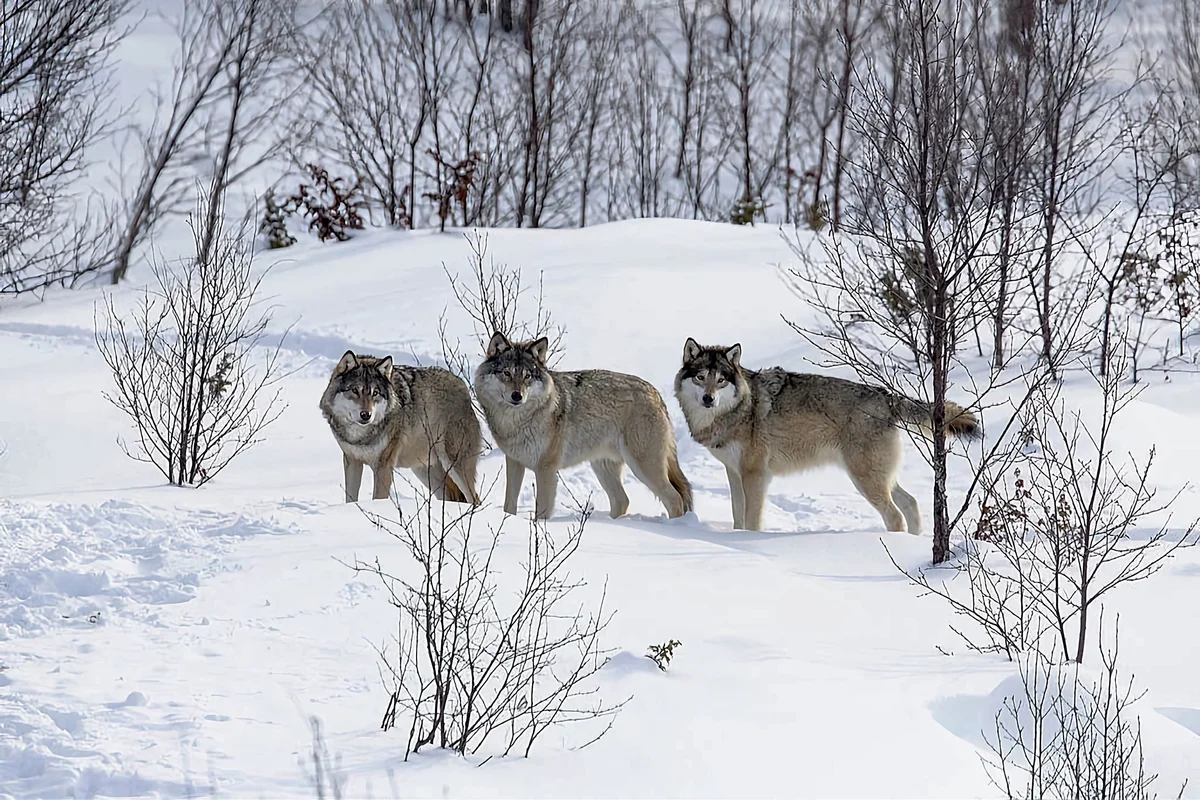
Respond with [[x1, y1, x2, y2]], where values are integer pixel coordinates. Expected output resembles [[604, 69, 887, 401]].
[[667, 449, 694, 513], [894, 397, 982, 440]]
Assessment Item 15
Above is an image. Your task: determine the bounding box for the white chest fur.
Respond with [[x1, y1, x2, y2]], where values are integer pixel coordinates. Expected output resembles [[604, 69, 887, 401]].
[[339, 438, 389, 466]]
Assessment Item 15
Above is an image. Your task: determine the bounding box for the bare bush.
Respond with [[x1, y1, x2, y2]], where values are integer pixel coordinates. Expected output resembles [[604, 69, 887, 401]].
[[0, 0, 127, 294], [354, 486, 622, 758], [96, 185, 287, 487], [440, 230, 565, 382], [906, 343, 1197, 663], [983, 620, 1169, 800]]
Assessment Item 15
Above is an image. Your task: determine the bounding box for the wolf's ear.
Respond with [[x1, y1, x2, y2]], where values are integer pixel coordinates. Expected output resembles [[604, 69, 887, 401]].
[[335, 350, 358, 375], [486, 331, 511, 358], [725, 343, 742, 368], [683, 337, 702, 363], [529, 336, 550, 363], [376, 355, 393, 380]]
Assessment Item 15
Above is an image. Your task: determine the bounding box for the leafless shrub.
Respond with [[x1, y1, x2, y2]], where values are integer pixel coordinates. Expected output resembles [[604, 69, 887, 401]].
[[353, 484, 623, 758], [982, 619, 1173, 800], [904, 342, 1197, 663], [95, 184, 287, 487], [440, 230, 565, 386], [0, 0, 128, 294]]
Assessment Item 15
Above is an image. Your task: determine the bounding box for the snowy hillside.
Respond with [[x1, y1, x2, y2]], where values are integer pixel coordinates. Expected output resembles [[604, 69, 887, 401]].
[[5, 0, 1200, 795], [3, 220, 1200, 798]]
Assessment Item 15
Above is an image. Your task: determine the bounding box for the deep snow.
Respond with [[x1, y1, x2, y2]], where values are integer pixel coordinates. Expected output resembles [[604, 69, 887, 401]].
[[2, 219, 1199, 799]]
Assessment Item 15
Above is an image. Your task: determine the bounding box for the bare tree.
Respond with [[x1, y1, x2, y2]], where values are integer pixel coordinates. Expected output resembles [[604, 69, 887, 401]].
[[657, 0, 731, 220], [96, 183, 287, 487], [826, 0, 878, 231], [1090, 103, 1187, 380], [511, 0, 592, 228], [788, 0, 1043, 564], [572, 1, 623, 226], [614, 9, 674, 220], [0, 0, 128, 294], [974, 0, 1040, 370], [722, 0, 781, 216], [355, 483, 623, 758], [1026, 0, 1121, 371], [109, 0, 295, 284]]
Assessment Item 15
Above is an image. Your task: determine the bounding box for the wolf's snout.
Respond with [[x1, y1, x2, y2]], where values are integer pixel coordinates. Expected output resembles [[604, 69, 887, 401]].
[[358, 410, 372, 423], [510, 391, 523, 405], [701, 394, 714, 408]]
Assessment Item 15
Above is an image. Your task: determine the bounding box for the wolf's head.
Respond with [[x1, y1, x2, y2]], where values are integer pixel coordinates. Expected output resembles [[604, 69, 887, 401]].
[[327, 350, 394, 426], [675, 338, 744, 415], [475, 332, 550, 408]]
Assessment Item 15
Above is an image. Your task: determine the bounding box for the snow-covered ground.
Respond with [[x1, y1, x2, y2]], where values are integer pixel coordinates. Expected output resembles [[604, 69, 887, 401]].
[[2, 219, 1200, 798]]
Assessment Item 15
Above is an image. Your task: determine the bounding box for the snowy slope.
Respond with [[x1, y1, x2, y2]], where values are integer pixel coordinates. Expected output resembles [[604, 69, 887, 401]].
[[2, 220, 1200, 798]]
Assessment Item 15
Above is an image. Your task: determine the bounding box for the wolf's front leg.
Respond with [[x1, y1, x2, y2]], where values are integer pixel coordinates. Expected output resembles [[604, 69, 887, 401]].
[[371, 461, 395, 501], [344, 454, 364, 503], [504, 456, 526, 515], [740, 468, 770, 531], [533, 466, 558, 521], [725, 466, 746, 529]]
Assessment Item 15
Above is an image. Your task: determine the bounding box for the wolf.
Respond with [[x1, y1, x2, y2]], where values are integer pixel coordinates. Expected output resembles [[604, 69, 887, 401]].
[[674, 338, 980, 534], [474, 332, 693, 521], [320, 350, 482, 505]]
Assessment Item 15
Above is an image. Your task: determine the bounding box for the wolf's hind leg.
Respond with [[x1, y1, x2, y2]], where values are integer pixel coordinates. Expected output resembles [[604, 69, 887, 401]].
[[437, 443, 480, 505], [624, 453, 686, 518], [892, 484, 921, 535], [343, 454, 364, 503], [846, 470, 906, 532], [591, 459, 630, 519]]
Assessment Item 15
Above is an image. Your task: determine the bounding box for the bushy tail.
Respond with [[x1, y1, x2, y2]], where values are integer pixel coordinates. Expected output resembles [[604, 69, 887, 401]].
[[667, 449, 694, 513], [894, 397, 981, 440]]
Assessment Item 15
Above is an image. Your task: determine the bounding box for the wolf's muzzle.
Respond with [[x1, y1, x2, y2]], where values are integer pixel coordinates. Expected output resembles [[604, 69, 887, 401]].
[[510, 391, 523, 405], [358, 410, 372, 423], [701, 394, 714, 408]]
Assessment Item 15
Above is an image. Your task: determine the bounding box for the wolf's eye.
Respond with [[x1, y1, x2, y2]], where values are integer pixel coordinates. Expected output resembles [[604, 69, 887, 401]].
[[351, 386, 361, 395], [716, 377, 727, 386], [693, 374, 705, 383]]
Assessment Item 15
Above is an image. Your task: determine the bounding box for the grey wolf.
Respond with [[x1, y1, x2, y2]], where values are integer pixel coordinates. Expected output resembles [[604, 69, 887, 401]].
[[320, 350, 482, 504], [674, 338, 980, 533], [474, 332, 693, 521]]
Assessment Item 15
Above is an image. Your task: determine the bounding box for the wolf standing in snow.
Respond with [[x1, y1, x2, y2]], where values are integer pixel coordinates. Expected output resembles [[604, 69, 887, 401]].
[[320, 350, 482, 505], [675, 338, 980, 533], [474, 332, 693, 521]]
